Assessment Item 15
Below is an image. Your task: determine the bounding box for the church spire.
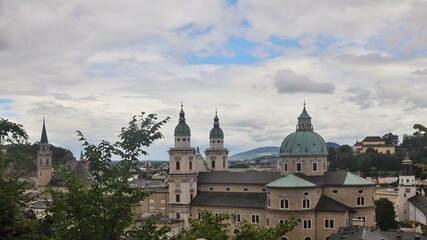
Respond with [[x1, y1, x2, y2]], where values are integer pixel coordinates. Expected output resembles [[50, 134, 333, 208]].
[[179, 102, 186, 124], [40, 117, 49, 144]]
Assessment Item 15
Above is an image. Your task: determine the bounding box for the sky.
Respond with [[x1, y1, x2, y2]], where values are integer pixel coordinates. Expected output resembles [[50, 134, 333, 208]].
[[1, 0, 426, 160]]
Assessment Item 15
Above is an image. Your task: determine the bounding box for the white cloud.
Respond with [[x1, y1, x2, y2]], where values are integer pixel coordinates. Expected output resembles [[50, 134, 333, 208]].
[[0, 1, 427, 159]]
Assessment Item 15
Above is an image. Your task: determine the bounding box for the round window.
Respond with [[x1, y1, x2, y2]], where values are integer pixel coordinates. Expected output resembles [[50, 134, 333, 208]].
[[332, 190, 338, 194], [358, 189, 364, 194], [303, 192, 309, 196], [209, 187, 213, 191], [226, 188, 230, 191], [243, 188, 248, 191]]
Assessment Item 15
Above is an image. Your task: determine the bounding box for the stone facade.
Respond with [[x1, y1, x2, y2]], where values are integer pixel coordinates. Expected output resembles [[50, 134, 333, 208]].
[[167, 105, 376, 240]]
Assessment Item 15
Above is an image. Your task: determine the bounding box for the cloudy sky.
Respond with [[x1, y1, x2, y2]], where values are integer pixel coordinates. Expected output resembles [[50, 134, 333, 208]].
[[1, 0, 426, 160]]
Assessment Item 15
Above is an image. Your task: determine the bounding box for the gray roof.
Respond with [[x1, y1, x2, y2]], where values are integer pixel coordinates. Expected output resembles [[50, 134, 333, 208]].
[[408, 194, 427, 216], [315, 195, 354, 213], [267, 174, 317, 188], [198, 171, 281, 185], [329, 226, 426, 240], [191, 192, 266, 209], [52, 160, 92, 186], [294, 171, 374, 186]]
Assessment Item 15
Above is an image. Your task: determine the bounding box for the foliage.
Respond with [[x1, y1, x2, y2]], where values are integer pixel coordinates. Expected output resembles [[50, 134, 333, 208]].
[[0, 118, 42, 239], [42, 112, 170, 240], [127, 216, 171, 240], [234, 216, 299, 240], [173, 210, 299, 240], [382, 132, 399, 146], [375, 198, 397, 230], [229, 162, 250, 169], [406, 220, 427, 235]]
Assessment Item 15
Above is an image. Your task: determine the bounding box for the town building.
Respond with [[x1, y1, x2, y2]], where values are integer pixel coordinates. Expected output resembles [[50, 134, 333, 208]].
[[168, 104, 376, 240], [353, 136, 395, 154]]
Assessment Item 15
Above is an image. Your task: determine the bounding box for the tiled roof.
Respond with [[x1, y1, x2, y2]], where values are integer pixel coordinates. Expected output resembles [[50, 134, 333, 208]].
[[315, 195, 353, 213], [409, 194, 427, 216], [362, 136, 383, 142], [198, 171, 281, 185], [343, 172, 375, 186], [266, 174, 317, 188], [191, 192, 266, 209]]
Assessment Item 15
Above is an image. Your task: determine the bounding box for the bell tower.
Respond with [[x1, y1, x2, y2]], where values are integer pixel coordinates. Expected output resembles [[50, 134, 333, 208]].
[[168, 103, 197, 228], [205, 110, 229, 171], [37, 117, 52, 193], [397, 154, 416, 221]]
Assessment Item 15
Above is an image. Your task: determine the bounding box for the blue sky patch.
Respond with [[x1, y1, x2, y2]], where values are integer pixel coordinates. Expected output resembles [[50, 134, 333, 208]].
[[269, 35, 301, 48], [186, 38, 261, 65], [0, 98, 16, 118], [176, 23, 213, 37]]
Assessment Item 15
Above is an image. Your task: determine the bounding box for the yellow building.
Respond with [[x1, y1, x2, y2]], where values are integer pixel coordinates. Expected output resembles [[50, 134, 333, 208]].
[[353, 136, 395, 154]]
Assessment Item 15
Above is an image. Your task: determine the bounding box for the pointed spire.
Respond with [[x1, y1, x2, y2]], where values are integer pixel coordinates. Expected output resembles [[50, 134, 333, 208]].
[[40, 117, 49, 144], [213, 109, 219, 127], [179, 102, 186, 124], [298, 101, 311, 119], [80, 150, 84, 161]]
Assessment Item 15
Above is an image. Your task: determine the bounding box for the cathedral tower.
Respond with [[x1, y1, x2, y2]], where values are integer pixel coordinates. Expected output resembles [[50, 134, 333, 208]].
[[168, 103, 198, 228], [37, 118, 52, 193], [397, 154, 416, 221], [279, 104, 328, 176], [205, 110, 229, 171]]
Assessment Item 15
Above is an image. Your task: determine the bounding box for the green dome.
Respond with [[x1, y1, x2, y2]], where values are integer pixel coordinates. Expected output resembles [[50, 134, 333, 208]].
[[210, 127, 224, 138], [280, 131, 327, 156], [209, 111, 224, 138], [174, 123, 191, 136]]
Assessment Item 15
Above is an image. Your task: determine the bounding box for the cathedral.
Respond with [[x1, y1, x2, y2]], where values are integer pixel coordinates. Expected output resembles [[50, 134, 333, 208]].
[[168, 104, 376, 240]]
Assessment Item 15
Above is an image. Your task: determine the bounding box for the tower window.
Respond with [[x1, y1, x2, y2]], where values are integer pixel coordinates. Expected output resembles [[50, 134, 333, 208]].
[[296, 163, 302, 172], [223, 160, 225, 168], [212, 160, 215, 168], [189, 161, 192, 170], [356, 196, 365, 206], [176, 161, 180, 170], [312, 162, 318, 172], [176, 194, 180, 202], [303, 199, 310, 209], [284, 163, 288, 171]]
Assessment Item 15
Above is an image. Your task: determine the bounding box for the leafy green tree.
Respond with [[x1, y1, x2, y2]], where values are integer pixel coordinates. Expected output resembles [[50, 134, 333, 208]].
[[173, 210, 298, 240], [375, 198, 397, 230], [42, 112, 170, 240], [382, 132, 399, 146], [0, 117, 41, 239], [234, 216, 299, 240]]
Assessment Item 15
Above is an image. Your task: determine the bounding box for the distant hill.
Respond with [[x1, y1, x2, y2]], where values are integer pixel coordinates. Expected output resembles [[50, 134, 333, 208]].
[[229, 146, 280, 161], [229, 142, 341, 161], [326, 142, 341, 150]]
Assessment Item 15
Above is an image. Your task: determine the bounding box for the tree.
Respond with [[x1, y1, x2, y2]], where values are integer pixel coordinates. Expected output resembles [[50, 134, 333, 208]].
[[42, 112, 170, 240], [173, 210, 299, 240], [382, 132, 399, 146], [375, 198, 397, 230], [0, 118, 41, 239]]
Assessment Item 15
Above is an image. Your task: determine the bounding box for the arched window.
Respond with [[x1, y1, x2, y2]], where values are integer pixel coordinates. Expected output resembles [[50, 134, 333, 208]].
[[176, 161, 180, 170], [223, 160, 225, 168], [39, 158, 42, 165], [189, 161, 192, 170], [356, 196, 365, 206], [281, 237, 288, 240], [212, 160, 216, 168], [46, 159, 49, 165], [303, 199, 310, 209], [233, 229, 240, 234], [304, 237, 311, 240]]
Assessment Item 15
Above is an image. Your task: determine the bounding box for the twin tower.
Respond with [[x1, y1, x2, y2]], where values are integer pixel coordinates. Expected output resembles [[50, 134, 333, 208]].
[[168, 104, 229, 226]]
